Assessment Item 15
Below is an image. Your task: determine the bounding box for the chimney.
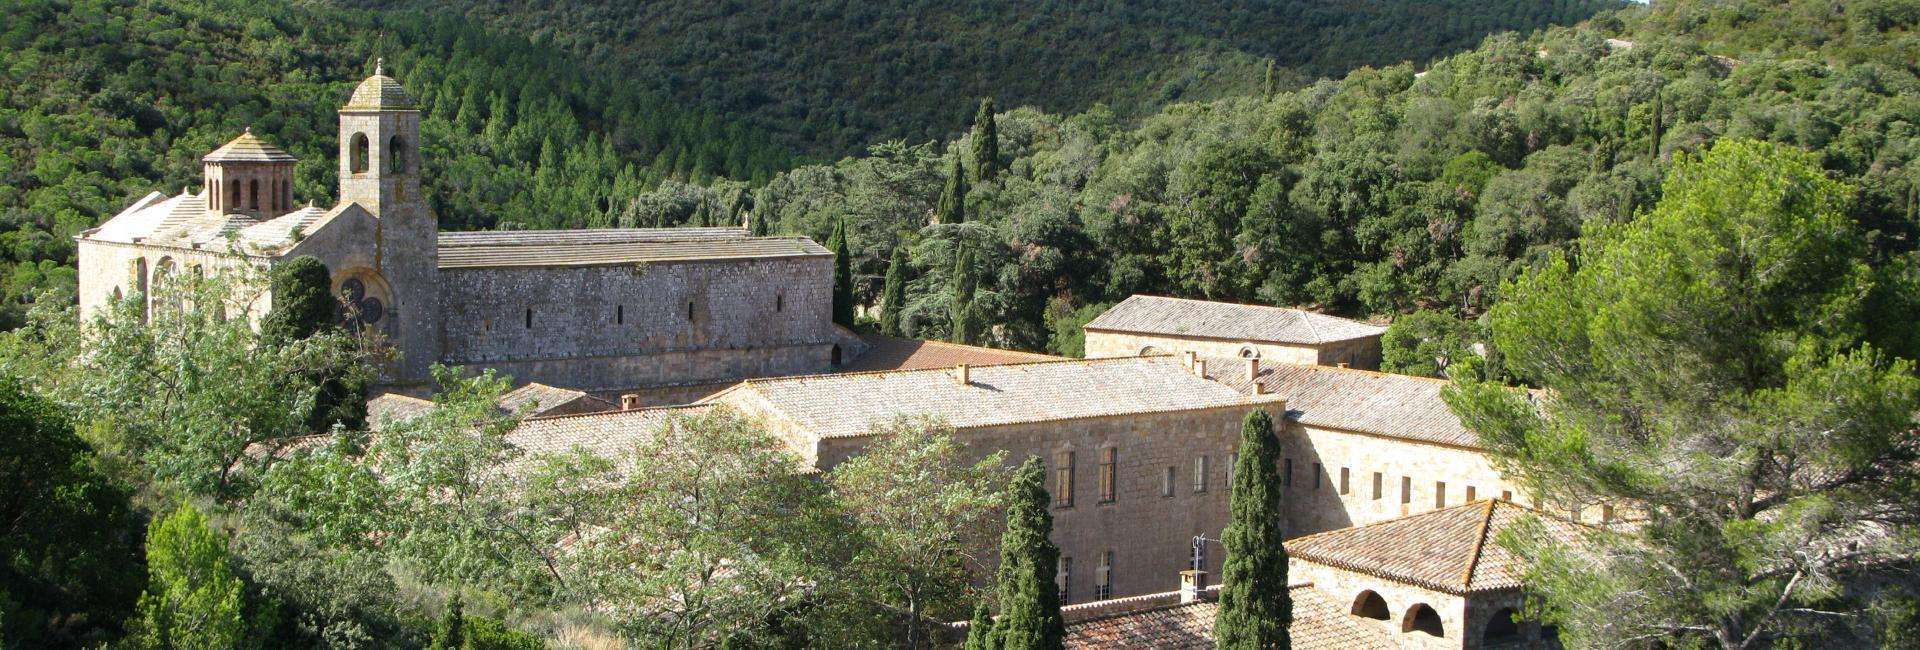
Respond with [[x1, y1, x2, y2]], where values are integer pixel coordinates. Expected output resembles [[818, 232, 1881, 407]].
[[1245, 357, 1260, 381], [1193, 358, 1207, 379], [1179, 570, 1210, 604], [1183, 350, 1197, 370], [954, 364, 971, 387], [620, 394, 641, 411]]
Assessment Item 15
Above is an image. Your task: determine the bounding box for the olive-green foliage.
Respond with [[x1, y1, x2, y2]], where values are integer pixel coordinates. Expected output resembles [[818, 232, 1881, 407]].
[[262, 257, 336, 344], [992, 458, 1063, 650], [1043, 301, 1111, 358], [0, 376, 143, 648], [128, 503, 251, 649], [463, 616, 545, 650], [1446, 139, 1920, 645], [360, 0, 1616, 156], [429, 593, 465, 650], [1379, 309, 1482, 379], [1212, 410, 1289, 649], [963, 601, 995, 650]]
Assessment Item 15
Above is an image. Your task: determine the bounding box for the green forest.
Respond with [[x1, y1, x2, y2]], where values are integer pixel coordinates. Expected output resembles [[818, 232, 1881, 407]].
[[348, 0, 1623, 155], [705, 0, 1920, 367]]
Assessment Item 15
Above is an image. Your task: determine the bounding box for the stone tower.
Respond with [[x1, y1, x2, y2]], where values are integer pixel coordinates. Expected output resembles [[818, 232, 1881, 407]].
[[338, 59, 440, 382], [203, 128, 297, 219]]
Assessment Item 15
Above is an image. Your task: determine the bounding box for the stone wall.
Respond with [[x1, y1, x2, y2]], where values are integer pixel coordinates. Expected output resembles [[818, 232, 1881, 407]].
[[1084, 329, 1382, 370], [438, 255, 835, 389], [1278, 423, 1524, 536], [1290, 559, 1468, 649], [801, 403, 1284, 602], [76, 239, 272, 326]]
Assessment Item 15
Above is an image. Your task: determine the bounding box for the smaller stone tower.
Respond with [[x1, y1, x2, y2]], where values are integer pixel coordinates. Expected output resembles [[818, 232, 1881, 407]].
[[202, 128, 297, 218], [338, 59, 440, 382]]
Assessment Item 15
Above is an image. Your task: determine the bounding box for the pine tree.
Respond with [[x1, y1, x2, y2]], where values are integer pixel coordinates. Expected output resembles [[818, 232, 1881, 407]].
[[993, 457, 1064, 650], [964, 601, 997, 650], [429, 593, 465, 650], [129, 503, 248, 649], [939, 154, 969, 225], [879, 245, 910, 337], [969, 98, 1001, 184], [828, 218, 856, 327], [950, 241, 979, 345], [1214, 409, 1291, 648]]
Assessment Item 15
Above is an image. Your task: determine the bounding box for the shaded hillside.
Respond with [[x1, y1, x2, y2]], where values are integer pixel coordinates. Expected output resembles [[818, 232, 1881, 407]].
[[347, 0, 1625, 155], [628, 0, 1920, 356], [0, 0, 797, 326]]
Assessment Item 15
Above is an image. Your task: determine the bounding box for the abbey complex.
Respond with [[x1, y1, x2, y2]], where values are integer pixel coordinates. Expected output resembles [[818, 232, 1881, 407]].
[[76, 68, 1577, 649]]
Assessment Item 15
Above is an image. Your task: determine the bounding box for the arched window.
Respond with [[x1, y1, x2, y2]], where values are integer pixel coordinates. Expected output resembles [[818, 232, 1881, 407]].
[[1403, 603, 1445, 637], [831, 344, 843, 366], [1351, 591, 1389, 620], [1138, 345, 1162, 356], [350, 132, 370, 174], [1238, 346, 1261, 359], [388, 135, 407, 173], [249, 179, 260, 210], [1483, 607, 1521, 644], [228, 178, 241, 209]]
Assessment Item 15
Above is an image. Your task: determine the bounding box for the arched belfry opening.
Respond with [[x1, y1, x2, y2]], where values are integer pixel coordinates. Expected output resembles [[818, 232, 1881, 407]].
[[1351, 591, 1390, 620], [350, 133, 370, 174], [1403, 603, 1445, 637], [388, 135, 407, 173]]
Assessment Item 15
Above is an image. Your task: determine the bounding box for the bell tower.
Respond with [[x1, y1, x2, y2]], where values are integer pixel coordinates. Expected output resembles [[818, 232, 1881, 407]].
[[339, 59, 440, 382]]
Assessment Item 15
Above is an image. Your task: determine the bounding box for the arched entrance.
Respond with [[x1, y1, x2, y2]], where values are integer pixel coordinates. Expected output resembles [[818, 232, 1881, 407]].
[[1351, 591, 1390, 620]]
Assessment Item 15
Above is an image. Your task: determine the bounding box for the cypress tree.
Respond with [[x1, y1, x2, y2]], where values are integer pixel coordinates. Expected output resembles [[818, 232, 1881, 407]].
[[994, 457, 1063, 650], [879, 245, 910, 337], [1262, 59, 1277, 99], [964, 601, 996, 650], [939, 154, 968, 225], [828, 218, 856, 327], [429, 593, 465, 650], [1213, 409, 1291, 649], [262, 256, 336, 344], [949, 241, 979, 345], [969, 98, 1001, 184]]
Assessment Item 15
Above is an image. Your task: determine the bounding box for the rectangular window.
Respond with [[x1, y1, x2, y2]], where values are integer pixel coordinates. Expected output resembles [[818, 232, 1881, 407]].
[[1192, 456, 1208, 493], [1096, 551, 1114, 600], [1312, 463, 1323, 491], [776, 294, 784, 312], [524, 308, 533, 329], [1372, 472, 1384, 500], [1058, 556, 1072, 604], [687, 300, 696, 321], [615, 304, 624, 325], [1340, 467, 1351, 495], [1162, 466, 1176, 498], [1054, 452, 1075, 508], [1602, 504, 1616, 523], [1465, 486, 1477, 503], [1436, 481, 1448, 508], [1283, 458, 1293, 487], [1401, 476, 1412, 505], [1502, 490, 1513, 502], [1098, 447, 1116, 504]]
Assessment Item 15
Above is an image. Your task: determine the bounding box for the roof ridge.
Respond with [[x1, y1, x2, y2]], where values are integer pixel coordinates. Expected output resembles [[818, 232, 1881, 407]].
[[738, 351, 1170, 385], [518, 402, 711, 423], [1459, 499, 1498, 589]]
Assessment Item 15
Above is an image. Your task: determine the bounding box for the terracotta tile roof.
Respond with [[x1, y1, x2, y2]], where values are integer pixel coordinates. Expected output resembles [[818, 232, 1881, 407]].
[[709, 356, 1277, 440], [1084, 295, 1385, 345], [239, 205, 332, 248], [1204, 360, 1478, 448], [87, 191, 341, 254], [1061, 584, 1390, 649], [498, 382, 613, 416], [503, 404, 711, 461], [838, 334, 1059, 372], [1286, 499, 1592, 595], [436, 228, 829, 269], [201, 129, 297, 163], [367, 393, 437, 429]]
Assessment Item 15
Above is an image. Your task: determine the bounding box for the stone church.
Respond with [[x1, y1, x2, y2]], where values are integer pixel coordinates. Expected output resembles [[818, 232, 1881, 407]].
[[76, 63, 843, 389]]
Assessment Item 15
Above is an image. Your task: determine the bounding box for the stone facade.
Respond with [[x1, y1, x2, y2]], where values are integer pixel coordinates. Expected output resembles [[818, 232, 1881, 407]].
[[1278, 423, 1524, 536], [76, 65, 836, 391]]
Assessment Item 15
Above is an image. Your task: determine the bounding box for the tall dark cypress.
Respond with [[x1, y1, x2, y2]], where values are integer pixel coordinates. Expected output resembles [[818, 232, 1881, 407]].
[[828, 218, 856, 327], [262, 255, 336, 343], [963, 601, 996, 650], [939, 154, 969, 225], [949, 241, 979, 345], [879, 245, 910, 337], [1213, 409, 1291, 649], [970, 98, 1001, 184], [994, 457, 1064, 650]]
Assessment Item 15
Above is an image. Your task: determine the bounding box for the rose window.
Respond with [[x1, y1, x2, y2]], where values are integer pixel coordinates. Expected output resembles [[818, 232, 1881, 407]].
[[338, 277, 386, 331]]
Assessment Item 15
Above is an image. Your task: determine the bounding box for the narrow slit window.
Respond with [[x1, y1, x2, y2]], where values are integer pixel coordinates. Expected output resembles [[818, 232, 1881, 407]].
[[616, 304, 624, 324], [1340, 467, 1351, 495], [524, 308, 533, 329], [1401, 476, 1412, 505], [776, 294, 784, 312], [1312, 463, 1322, 491], [1373, 472, 1384, 500], [1192, 456, 1208, 493], [1162, 466, 1175, 497], [1435, 481, 1447, 508], [687, 300, 695, 321]]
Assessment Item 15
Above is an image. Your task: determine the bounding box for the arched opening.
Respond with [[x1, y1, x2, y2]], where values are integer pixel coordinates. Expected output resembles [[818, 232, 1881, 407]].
[[830, 344, 843, 366], [131, 258, 149, 324], [1483, 607, 1521, 644], [1138, 345, 1161, 356], [111, 287, 123, 303], [1403, 603, 1445, 637], [249, 178, 260, 210], [228, 178, 241, 210], [1351, 591, 1389, 620], [1238, 346, 1261, 359], [150, 257, 177, 318], [388, 135, 407, 173], [350, 132, 370, 174]]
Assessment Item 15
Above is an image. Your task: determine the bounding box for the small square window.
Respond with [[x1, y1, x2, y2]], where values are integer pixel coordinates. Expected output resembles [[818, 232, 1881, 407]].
[[1466, 485, 1477, 502]]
